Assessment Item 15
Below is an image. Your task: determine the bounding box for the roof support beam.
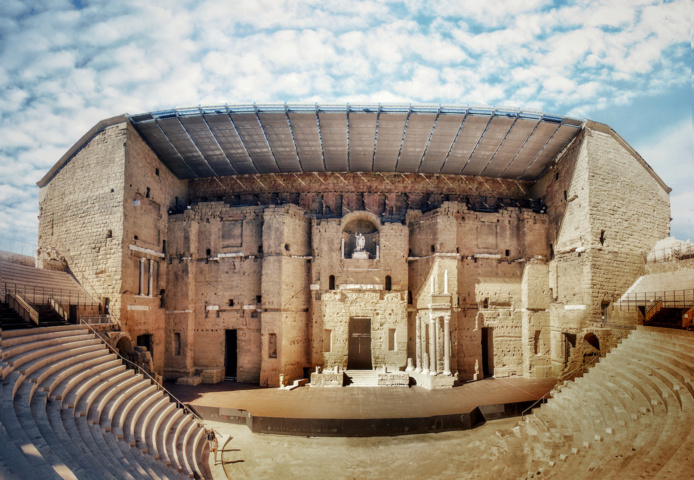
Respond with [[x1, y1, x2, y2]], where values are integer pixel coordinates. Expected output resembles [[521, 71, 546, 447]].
[[438, 112, 468, 174], [371, 105, 381, 171], [284, 104, 304, 171], [154, 120, 198, 178], [479, 116, 518, 176], [416, 105, 441, 172], [225, 106, 259, 174], [176, 114, 219, 176], [254, 104, 282, 172], [394, 105, 413, 171], [315, 105, 327, 171], [458, 114, 495, 174], [519, 122, 562, 179]]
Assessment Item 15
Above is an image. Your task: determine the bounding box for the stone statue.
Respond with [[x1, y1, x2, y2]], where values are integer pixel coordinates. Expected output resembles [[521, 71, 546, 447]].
[[355, 232, 365, 252]]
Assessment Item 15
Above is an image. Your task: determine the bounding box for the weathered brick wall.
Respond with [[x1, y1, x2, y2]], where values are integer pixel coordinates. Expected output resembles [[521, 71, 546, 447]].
[[533, 126, 670, 374], [38, 123, 127, 315], [121, 124, 187, 374]]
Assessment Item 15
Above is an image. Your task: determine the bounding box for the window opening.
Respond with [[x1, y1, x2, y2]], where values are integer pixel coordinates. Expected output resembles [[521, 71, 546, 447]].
[[385, 275, 392, 291], [256, 295, 262, 304], [329, 275, 335, 291], [229, 299, 235, 307], [599, 230, 606, 246], [388, 328, 396, 351], [323, 329, 332, 353], [146, 187, 150, 199], [268, 333, 277, 359]]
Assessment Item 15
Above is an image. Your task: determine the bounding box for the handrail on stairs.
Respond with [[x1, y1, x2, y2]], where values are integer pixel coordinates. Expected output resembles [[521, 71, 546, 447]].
[[78, 318, 206, 425], [521, 354, 601, 419], [7, 291, 40, 326]]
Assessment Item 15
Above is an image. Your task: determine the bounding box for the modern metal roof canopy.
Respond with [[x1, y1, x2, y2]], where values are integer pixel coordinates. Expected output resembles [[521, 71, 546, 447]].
[[127, 104, 584, 181]]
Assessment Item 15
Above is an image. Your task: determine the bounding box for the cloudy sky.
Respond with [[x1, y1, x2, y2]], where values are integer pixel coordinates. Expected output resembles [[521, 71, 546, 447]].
[[0, 0, 691, 255]]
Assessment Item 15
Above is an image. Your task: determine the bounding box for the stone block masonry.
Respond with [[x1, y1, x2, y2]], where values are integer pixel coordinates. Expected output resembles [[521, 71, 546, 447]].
[[36, 119, 672, 386]]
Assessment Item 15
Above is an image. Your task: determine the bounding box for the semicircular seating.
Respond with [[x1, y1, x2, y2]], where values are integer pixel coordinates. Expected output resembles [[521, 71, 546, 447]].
[[0, 325, 208, 479], [507, 326, 694, 479]]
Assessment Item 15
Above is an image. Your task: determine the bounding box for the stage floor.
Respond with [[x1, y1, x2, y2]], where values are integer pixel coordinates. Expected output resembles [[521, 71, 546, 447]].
[[167, 377, 556, 436]]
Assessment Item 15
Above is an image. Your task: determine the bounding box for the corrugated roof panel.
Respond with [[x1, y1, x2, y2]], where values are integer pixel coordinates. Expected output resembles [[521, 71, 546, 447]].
[[158, 117, 215, 177], [179, 116, 236, 176], [257, 113, 302, 172], [349, 113, 377, 171], [461, 116, 515, 176], [502, 121, 558, 178], [232, 114, 279, 174], [521, 124, 580, 179], [418, 114, 464, 173], [482, 118, 539, 177], [440, 115, 489, 174], [318, 112, 348, 171], [204, 114, 256, 175], [289, 112, 324, 171], [373, 114, 407, 172], [396, 114, 436, 172], [136, 121, 194, 178]]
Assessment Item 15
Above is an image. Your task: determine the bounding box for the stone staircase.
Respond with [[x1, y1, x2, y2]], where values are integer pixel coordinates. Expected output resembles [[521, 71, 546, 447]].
[[498, 326, 694, 479], [0, 325, 208, 479], [345, 370, 378, 387]]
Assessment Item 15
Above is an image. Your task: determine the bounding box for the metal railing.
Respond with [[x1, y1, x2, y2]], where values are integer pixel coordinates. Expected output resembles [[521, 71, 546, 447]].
[[7, 292, 39, 326], [0, 281, 99, 308], [48, 297, 70, 322], [646, 243, 694, 263], [80, 315, 114, 325], [78, 319, 205, 425], [615, 289, 694, 311], [521, 355, 601, 419]]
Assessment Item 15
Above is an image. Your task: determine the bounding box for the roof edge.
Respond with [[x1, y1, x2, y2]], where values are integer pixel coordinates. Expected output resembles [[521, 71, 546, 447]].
[[37, 115, 128, 188], [584, 120, 671, 194]]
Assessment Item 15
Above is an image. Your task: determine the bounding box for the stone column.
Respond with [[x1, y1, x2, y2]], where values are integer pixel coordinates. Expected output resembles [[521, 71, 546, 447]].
[[148, 259, 154, 297], [443, 314, 451, 375], [415, 313, 422, 372], [139, 257, 146, 296], [429, 314, 437, 375]]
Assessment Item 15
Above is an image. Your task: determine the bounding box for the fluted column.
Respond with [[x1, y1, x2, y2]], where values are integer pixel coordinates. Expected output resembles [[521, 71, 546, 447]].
[[443, 314, 451, 375]]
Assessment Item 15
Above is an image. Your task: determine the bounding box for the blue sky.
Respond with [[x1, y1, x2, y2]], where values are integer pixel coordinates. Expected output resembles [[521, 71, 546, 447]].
[[0, 0, 691, 256]]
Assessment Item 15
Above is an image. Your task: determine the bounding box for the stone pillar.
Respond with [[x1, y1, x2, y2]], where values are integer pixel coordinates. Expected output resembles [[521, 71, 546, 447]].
[[148, 259, 154, 297], [444, 270, 448, 294], [443, 314, 451, 376], [415, 313, 422, 372], [429, 314, 437, 375], [139, 257, 146, 296]]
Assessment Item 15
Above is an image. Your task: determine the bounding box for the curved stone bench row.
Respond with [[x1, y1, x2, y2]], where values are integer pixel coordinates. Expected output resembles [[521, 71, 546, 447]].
[[0, 326, 207, 479], [516, 327, 694, 480]]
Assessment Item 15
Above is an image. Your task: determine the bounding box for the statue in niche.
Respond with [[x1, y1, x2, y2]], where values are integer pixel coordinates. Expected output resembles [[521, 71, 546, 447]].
[[352, 232, 369, 259], [355, 232, 365, 252]]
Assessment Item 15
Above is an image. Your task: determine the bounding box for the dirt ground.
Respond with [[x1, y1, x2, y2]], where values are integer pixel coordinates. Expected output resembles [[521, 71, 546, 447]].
[[210, 417, 533, 480]]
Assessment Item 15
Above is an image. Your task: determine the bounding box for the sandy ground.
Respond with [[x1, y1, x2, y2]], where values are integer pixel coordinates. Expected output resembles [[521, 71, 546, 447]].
[[203, 417, 533, 480]]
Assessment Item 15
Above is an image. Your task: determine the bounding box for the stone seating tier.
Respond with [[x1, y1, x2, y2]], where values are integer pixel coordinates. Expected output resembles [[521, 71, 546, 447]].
[[0, 325, 207, 479], [506, 326, 694, 479]]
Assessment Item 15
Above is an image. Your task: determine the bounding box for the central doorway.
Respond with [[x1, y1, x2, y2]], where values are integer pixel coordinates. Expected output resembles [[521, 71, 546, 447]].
[[348, 317, 372, 370], [225, 329, 237, 381]]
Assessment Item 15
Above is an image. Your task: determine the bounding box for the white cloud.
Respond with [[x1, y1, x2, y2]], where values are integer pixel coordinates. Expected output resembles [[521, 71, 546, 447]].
[[0, 0, 690, 248], [635, 119, 694, 241]]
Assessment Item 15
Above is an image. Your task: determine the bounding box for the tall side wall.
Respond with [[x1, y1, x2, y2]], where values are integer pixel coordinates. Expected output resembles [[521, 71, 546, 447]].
[[37, 123, 127, 315]]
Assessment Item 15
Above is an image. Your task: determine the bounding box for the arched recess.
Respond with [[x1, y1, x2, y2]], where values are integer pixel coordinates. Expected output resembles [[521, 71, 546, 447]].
[[341, 211, 380, 259]]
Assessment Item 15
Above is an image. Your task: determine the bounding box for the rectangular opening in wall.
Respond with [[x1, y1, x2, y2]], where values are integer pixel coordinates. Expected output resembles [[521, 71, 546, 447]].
[[225, 330, 237, 380], [481, 327, 494, 377], [173, 332, 181, 356], [222, 220, 243, 247], [136, 334, 153, 359], [533, 330, 541, 355], [388, 328, 396, 351], [323, 329, 332, 353], [268, 333, 277, 359]]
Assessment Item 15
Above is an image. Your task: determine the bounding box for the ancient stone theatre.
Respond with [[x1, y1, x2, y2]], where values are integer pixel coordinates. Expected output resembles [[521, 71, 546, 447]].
[[35, 103, 671, 388]]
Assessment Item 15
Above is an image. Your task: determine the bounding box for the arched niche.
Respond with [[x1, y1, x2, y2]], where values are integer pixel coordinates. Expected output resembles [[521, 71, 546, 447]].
[[341, 212, 380, 259]]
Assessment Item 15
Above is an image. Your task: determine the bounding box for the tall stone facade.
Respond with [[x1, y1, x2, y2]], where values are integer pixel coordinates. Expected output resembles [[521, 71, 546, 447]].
[[37, 117, 670, 386]]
